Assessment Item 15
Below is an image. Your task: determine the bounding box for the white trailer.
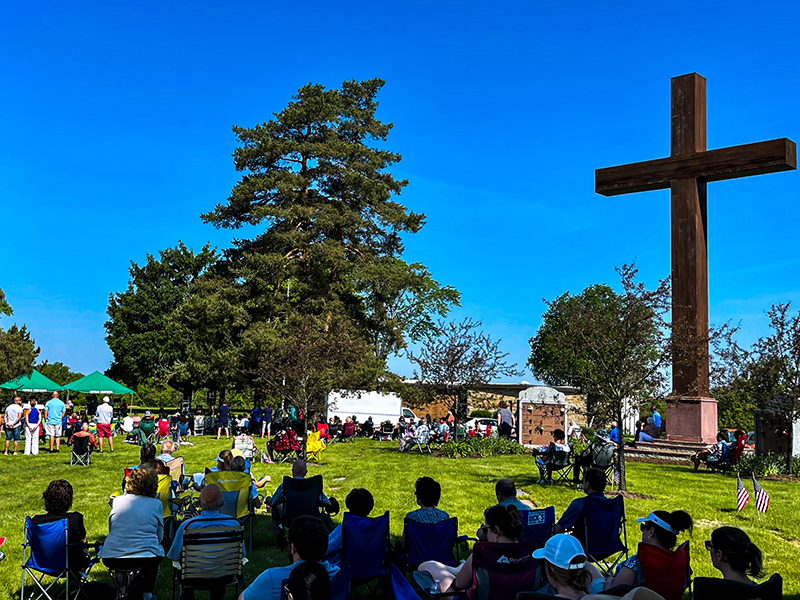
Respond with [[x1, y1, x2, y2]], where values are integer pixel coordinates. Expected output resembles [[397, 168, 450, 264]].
[[325, 390, 415, 425]]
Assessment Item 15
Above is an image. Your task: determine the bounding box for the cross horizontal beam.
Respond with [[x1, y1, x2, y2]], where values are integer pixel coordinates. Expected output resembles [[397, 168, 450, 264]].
[[596, 138, 796, 196]]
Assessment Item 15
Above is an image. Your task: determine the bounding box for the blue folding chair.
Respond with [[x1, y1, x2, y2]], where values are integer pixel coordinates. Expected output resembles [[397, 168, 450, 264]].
[[20, 517, 99, 600], [518, 506, 555, 544], [391, 564, 423, 600], [342, 511, 390, 599], [403, 517, 467, 570], [581, 494, 628, 575]]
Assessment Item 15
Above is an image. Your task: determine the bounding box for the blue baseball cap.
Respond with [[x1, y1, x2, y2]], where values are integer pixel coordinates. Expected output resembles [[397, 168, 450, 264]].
[[636, 512, 678, 534], [532, 534, 586, 570]]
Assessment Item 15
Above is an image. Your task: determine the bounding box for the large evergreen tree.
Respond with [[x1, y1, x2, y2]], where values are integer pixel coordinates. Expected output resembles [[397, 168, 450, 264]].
[[0, 288, 40, 383]]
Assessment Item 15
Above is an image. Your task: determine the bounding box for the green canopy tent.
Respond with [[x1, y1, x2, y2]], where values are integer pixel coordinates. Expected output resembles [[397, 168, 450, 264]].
[[62, 371, 133, 395], [0, 370, 63, 393]]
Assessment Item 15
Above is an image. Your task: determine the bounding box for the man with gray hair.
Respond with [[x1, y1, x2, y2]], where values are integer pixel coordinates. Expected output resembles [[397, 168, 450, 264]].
[[167, 484, 244, 599]]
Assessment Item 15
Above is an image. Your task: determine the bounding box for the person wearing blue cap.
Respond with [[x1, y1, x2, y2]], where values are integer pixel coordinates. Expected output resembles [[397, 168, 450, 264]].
[[532, 534, 604, 597], [605, 510, 693, 590]]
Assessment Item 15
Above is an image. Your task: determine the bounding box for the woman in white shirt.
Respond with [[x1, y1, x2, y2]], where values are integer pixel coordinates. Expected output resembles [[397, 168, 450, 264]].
[[100, 465, 164, 600]]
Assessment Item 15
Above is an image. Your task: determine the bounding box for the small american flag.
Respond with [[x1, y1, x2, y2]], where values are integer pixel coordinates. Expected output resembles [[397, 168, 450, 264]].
[[753, 476, 770, 514], [737, 475, 750, 512], [612, 470, 620, 485]]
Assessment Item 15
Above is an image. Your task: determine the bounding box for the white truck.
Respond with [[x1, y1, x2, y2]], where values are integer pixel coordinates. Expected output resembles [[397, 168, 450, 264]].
[[325, 390, 417, 425]]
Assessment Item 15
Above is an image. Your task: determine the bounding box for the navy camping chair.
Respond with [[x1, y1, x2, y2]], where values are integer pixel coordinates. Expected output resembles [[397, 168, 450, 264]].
[[581, 494, 628, 574], [21, 517, 99, 600], [693, 573, 783, 600], [402, 517, 466, 570], [342, 511, 391, 599], [391, 564, 423, 600], [519, 506, 555, 543]]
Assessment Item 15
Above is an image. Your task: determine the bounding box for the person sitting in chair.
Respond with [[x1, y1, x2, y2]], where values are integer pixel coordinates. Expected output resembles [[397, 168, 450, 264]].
[[167, 484, 245, 600], [533, 534, 605, 597], [494, 479, 529, 511], [130, 411, 155, 446], [706, 526, 765, 585], [325, 488, 374, 566], [266, 460, 335, 538], [691, 431, 729, 472], [157, 439, 178, 464], [418, 504, 523, 594], [400, 419, 430, 452], [231, 455, 270, 508], [534, 429, 569, 483], [553, 468, 607, 540], [239, 516, 339, 600], [605, 510, 693, 590], [572, 430, 614, 484], [68, 422, 97, 452], [405, 476, 449, 524], [32, 480, 91, 571]]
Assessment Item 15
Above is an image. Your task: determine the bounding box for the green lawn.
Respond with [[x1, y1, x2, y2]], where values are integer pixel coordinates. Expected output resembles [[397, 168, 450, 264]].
[[1, 437, 798, 599]]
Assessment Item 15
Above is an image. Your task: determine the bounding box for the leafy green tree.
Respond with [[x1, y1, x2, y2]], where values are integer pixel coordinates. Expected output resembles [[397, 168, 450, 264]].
[[528, 265, 670, 490], [408, 318, 522, 419], [36, 361, 83, 386], [105, 242, 218, 398], [0, 288, 40, 384]]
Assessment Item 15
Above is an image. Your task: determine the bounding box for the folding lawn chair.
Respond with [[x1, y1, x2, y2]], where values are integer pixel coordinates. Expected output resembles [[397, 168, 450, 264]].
[[69, 436, 92, 467], [402, 517, 466, 571], [21, 517, 100, 600], [411, 427, 432, 454], [328, 423, 341, 442], [274, 429, 302, 463], [546, 448, 573, 485], [156, 473, 183, 540], [581, 494, 628, 575], [518, 506, 555, 544], [203, 471, 257, 551], [167, 456, 187, 491], [342, 511, 391, 599], [340, 422, 356, 442], [693, 573, 782, 600], [233, 435, 257, 460], [378, 422, 394, 441], [317, 422, 331, 441], [173, 523, 244, 600], [637, 541, 691, 600], [306, 431, 326, 463], [587, 441, 615, 485]]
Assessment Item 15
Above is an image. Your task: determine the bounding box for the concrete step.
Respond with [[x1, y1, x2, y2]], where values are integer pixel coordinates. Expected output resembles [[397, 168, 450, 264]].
[[635, 440, 707, 452], [624, 446, 693, 461]]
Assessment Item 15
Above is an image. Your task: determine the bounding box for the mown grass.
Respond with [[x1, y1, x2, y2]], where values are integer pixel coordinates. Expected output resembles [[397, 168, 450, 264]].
[[1, 437, 799, 599]]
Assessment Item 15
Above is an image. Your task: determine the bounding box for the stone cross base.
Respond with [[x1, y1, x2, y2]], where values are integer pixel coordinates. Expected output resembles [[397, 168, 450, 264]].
[[665, 396, 718, 444]]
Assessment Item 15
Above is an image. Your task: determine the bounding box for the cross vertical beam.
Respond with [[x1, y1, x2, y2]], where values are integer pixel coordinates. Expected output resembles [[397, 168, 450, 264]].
[[671, 73, 710, 396]]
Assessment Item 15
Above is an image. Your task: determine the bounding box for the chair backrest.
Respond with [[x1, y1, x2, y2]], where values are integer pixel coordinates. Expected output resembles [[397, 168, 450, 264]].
[[519, 506, 555, 543], [416, 427, 430, 444], [381, 423, 393, 434], [156, 474, 175, 518], [551, 448, 571, 467], [71, 434, 91, 454], [591, 442, 615, 468], [140, 419, 155, 434], [157, 420, 170, 435], [467, 539, 542, 600], [23, 517, 67, 574], [342, 511, 390, 579], [403, 517, 459, 568], [204, 471, 252, 519], [693, 573, 783, 600], [180, 524, 244, 580], [282, 475, 324, 523], [730, 436, 746, 462], [720, 442, 732, 462], [317, 423, 329, 436], [343, 422, 355, 436], [233, 436, 256, 459], [168, 457, 185, 484], [306, 431, 325, 453], [637, 541, 690, 600], [275, 430, 300, 452], [582, 494, 626, 556]]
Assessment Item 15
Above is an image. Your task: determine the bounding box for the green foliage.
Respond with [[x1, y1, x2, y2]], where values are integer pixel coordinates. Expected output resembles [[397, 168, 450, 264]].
[[733, 453, 800, 477], [713, 385, 759, 431], [469, 409, 495, 418], [440, 437, 528, 459]]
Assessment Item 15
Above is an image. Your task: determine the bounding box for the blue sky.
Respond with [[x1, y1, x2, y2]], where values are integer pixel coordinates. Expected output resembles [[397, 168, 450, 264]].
[[1, 1, 799, 381]]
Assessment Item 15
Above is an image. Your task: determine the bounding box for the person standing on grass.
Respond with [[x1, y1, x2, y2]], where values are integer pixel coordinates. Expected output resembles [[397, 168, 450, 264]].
[[497, 400, 515, 438], [44, 391, 66, 453], [217, 400, 230, 440], [4, 395, 23, 455], [95, 396, 114, 453], [24, 398, 41, 455], [262, 404, 273, 438]]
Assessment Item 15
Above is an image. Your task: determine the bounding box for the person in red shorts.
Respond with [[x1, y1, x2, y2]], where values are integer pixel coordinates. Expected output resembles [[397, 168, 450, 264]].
[[95, 396, 114, 453]]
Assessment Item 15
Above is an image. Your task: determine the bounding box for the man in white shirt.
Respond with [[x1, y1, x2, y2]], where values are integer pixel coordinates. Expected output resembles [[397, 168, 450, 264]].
[[4, 396, 23, 455], [95, 396, 115, 453]]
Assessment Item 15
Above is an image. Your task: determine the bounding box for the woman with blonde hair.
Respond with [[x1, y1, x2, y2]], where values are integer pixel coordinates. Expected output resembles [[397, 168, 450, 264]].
[[533, 534, 604, 598], [100, 465, 163, 600]]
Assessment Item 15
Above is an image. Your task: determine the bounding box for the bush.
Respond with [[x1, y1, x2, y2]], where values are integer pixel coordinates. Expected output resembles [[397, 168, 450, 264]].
[[441, 437, 527, 459], [732, 453, 800, 477], [469, 409, 495, 419]]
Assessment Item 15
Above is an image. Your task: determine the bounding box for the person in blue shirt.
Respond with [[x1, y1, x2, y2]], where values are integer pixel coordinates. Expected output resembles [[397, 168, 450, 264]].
[[494, 479, 529, 511], [405, 476, 449, 524], [168, 484, 244, 600], [325, 488, 374, 566], [553, 468, 608, 542], [44, 391, 66, 453], [240, 516, 339, 600], [608, 422, 620, 444], [652, 410, 662, 429]]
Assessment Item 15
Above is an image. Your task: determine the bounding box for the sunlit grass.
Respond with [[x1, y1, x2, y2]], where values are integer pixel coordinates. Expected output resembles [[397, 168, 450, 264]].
[[1, 437, 798, 599]]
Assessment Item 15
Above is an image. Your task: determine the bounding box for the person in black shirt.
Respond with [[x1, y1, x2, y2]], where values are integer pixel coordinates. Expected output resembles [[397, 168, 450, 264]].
[[216, 400, 230, 440], [32, 480, 90, 570]]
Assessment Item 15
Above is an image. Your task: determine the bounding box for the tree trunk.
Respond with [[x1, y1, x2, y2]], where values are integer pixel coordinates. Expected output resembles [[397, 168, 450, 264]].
[[617, 404, 627, 491], [787, 421, 794, 475]]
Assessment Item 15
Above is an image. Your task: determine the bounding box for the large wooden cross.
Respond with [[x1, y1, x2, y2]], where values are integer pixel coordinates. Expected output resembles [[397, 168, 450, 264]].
[[596, 73, 796, 407]]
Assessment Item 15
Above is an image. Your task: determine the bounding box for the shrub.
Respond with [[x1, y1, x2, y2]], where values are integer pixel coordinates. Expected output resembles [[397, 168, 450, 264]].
[[441, 437, 527, 459], [469, 410, 495, 419], [733, 453, 800, 477]]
